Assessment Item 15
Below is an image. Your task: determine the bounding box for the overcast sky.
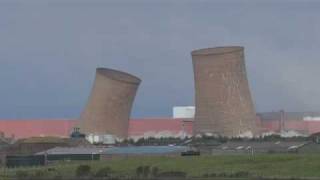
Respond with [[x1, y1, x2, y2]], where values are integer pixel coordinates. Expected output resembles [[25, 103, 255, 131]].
[[0, 0, 320, 119]]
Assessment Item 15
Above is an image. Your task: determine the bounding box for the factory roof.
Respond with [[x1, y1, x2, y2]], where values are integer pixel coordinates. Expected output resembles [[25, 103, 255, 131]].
[[103, 146, 188, 155], [35, 146, 189, 155], [36, 147, 106, 155]]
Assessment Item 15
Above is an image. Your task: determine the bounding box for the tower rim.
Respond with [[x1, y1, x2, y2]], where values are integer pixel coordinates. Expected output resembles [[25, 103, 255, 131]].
[[96, 67, 141, 85], [191, 46, 243, 56]]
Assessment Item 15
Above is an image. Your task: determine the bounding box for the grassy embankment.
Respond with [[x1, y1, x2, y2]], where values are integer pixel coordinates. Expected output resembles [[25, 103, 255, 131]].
[[1, 154, 320, 179]]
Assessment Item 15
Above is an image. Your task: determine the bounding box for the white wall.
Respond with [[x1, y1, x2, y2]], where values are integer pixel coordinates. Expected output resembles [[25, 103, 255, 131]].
[[173, 106, 195, 119]]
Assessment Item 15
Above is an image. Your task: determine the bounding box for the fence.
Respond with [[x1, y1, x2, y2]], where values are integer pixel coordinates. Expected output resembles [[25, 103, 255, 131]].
[[6, 155, 45, 167], [6, 154, 100, 167]]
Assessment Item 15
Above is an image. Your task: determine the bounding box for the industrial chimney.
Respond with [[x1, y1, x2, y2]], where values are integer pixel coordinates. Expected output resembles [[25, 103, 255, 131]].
[[192, 46, 257, 137], [78, 68, 141, 139]]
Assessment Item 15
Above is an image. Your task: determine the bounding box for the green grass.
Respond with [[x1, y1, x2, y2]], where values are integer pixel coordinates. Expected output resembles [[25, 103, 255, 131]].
[[2, 154, 320, 179]]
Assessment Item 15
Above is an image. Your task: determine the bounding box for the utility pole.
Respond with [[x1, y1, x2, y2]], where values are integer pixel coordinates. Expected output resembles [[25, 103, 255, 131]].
[[280, 110, 285, 133]]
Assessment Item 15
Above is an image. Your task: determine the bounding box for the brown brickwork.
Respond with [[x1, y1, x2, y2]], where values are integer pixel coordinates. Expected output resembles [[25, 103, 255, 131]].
[[192, 46, 257, 137], [78, 68, 141, 139]]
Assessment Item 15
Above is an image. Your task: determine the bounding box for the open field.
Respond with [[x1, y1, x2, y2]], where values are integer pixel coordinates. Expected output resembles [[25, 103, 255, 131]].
[[1, 154, 320, 179]]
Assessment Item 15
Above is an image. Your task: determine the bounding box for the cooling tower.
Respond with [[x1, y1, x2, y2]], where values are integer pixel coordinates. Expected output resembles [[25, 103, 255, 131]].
[[192, 46, 257, 137], [78, 68, 141, 139]]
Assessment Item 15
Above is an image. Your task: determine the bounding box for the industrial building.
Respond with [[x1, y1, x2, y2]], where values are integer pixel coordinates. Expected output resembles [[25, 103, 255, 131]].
[[173, 106, 195, 118], [2, 111, 320, 141], [0, 118, 193, 140], [192, 46, 257, 137], [78, 68, 141, 140], [258, 111, 320, 136], [1, 47, 320, 142]]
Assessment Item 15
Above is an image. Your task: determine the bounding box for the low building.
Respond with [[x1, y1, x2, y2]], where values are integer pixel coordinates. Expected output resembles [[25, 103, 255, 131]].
[[1, 137, 92, 155], [34, 146, 189, 161], [212, 141, 307, 154], [86, 134, 116, 145], [173, 106, 195, 119]]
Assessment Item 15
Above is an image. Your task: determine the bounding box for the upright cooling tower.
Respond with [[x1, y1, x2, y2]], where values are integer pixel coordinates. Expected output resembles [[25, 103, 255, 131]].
[[79, 68, 141, 139], [192, 46, 257, 137]]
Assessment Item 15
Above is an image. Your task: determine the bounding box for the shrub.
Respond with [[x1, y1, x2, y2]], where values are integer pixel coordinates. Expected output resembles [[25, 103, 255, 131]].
[[208, 171, 249, 178], [15, 170, 29, 180], [143, 165, 150, 177], [217, 172, 227, 177], [136, 166, 143, 177], [135, 165, 151, 178], [151, 166, 159, 177], [52, 175, 63, 180], [33, 170, 46, 178], [76, 164, 91, 177], [157, 171, 187, 178], [95, 166, 112, 177], [47, 167, 56, 172], [202, 173, 217, 177], [234, 171, 249, 177]]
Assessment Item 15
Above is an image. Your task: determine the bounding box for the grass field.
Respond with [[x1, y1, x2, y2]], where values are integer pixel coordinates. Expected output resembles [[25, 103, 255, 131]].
[[2, 154, 320, 179]]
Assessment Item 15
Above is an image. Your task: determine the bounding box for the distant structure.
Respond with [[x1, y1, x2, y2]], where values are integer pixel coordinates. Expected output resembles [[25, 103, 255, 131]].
[[78, 68, 141, 140], [173, 106, 195, 119], [192, 46, 257, 137]]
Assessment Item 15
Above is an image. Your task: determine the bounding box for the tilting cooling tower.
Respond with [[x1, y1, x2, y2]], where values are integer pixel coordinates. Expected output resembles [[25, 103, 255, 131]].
[[192, 46, 257, 137], [79, 68, 141, 139]]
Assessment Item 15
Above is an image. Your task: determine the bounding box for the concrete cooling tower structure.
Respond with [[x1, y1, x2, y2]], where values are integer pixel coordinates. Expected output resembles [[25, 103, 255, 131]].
[[78, 68, 141, 139], [192, 46, 257, 137]]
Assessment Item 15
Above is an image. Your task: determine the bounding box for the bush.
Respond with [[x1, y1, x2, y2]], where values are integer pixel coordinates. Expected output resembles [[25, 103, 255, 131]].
[[95, 166, 112, 177], [151, 166, 159, 177], [143, 165, 150, 177], [136, 166, 143, 177], [218, 172, 227, 177], [135, 165, 151, 178], [33, 170, 46, 178], [15, 170, 29, 180], [234, 171, 249, 177], [52, 175, 63, 180], [76, 164, 91, 177], [204, 171, 249, 178], [47, 167, 56, 172], [157, 171, 187, 178], [203, 173, 217, 177]]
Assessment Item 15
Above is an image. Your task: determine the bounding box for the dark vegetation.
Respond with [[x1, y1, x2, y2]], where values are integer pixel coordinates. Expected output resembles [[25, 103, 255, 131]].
[[4, 154, 320, 179], [202, 171, 250, 178], [117, 134, 312, 147], [94, 166, 112, 178], [75, 164, 91, 177]]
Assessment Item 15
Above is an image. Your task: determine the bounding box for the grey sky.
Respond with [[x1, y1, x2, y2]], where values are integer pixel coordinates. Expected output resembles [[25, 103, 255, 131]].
[[0, 0, 320, 118]]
